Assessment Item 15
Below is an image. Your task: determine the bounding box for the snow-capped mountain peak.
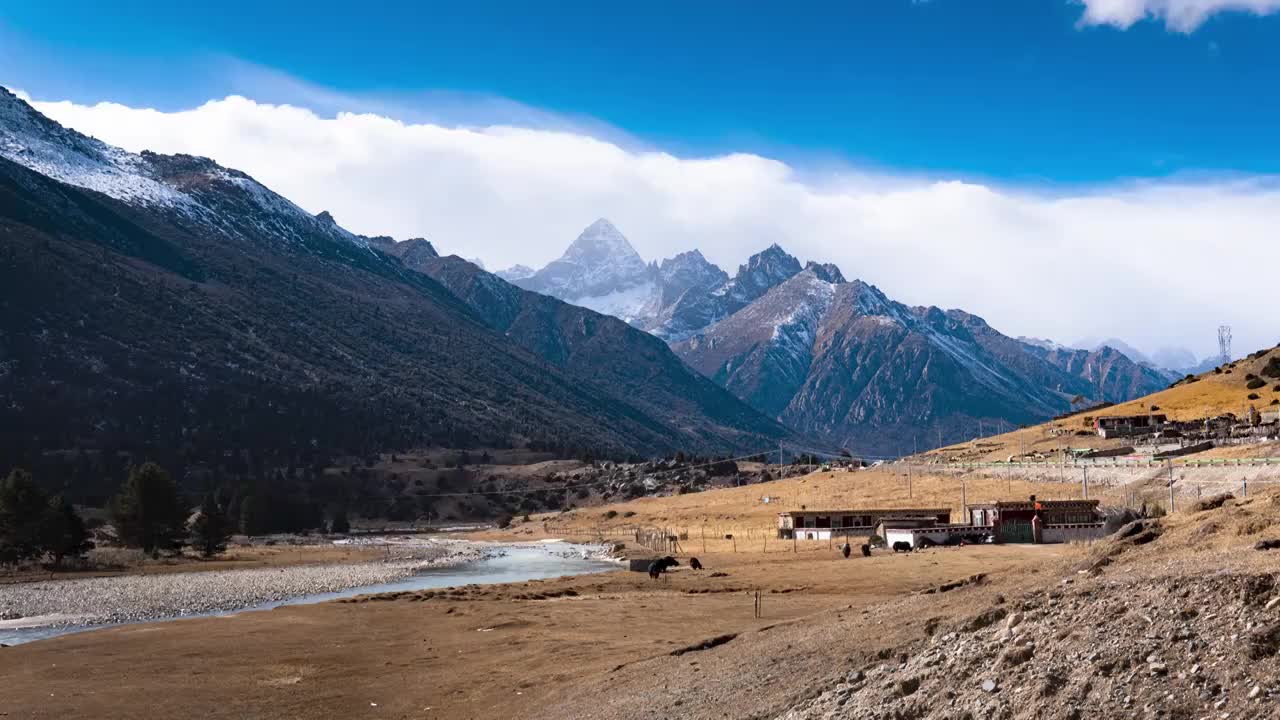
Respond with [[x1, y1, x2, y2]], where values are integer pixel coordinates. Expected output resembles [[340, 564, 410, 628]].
[[511, 219, 654, 318], [496, 264, 536, 282], [559, 218, 645, 269]]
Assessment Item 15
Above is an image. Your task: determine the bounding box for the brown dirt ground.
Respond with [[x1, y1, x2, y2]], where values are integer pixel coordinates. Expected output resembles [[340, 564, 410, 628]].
[[0, 543, 1070, 720], [5, 476, 1275, 720]]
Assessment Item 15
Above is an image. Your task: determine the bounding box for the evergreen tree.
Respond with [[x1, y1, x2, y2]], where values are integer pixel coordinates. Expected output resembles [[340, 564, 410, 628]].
[[190, 494, 232, 557], [0, 469, 49, 566], [239, 494, 266, 536], [329, 507, 350, 534], [40, 495, 93, 567], [39, 491, 92, 566], [110, 462, 186, 554]]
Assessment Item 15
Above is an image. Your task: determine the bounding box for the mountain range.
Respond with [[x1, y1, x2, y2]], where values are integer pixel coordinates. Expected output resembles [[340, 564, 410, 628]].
[[507, 221, 1178, 456], [0, 87, 787, 462], [0, 86, 1182, 462]]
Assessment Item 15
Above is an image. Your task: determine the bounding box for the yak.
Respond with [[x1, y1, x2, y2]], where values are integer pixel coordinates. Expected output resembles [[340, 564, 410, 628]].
[[860, 543, 871, 557], [689, 557, 703, 571], [648, 556, 679, 579], [892, 541, 913, 553]]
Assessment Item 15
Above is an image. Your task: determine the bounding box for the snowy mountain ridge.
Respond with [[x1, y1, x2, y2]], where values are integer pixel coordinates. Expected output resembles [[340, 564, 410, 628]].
[[0, 88, 370, 252]]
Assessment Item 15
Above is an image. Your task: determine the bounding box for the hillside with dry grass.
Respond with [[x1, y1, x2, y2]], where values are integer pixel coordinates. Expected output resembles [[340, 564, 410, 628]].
[[919, 344, 1280, 464], [495, 466, 1137, 550]]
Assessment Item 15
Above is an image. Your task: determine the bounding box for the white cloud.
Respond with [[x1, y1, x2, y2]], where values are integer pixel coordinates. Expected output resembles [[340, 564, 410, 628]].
[[1076, 0, 1280, 32], [27, 94, 1280, 361]]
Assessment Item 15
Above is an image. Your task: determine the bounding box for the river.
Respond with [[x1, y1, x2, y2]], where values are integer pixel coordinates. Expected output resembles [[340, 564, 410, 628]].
[[0, 541, 618, 647]]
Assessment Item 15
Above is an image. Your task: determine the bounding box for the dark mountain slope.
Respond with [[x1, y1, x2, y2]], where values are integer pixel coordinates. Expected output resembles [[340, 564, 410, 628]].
[[0, 89, 783, 462], [402, 254, 789, 452]]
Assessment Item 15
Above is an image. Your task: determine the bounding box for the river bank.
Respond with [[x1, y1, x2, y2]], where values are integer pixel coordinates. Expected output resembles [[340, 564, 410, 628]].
[[0, 539, 615, 645]]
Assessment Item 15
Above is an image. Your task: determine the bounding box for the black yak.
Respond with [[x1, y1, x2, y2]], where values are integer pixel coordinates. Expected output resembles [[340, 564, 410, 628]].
[[689, 557, 703, 570], [860, 543, 871, 557], [648, 556, 679, 579], [841, 542, 851, 559], [892, 541, 913, 553]]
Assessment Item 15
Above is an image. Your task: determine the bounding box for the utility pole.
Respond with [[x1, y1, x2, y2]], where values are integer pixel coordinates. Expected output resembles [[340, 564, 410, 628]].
[[1082, 465, 1088, 500], [1167, 460, 1175, 513], [907, 462, 913, 498]]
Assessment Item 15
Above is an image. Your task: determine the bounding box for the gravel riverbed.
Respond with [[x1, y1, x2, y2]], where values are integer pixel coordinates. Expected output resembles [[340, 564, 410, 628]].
[[0, 540, 500, 629]]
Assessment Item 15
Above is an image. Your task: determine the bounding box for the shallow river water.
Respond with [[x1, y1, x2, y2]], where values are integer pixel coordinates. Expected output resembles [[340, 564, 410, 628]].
[[0, 542, 617, 646]]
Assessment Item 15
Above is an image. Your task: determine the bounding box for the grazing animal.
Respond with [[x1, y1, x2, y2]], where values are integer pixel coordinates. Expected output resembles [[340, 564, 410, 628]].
[[689, 557, 703, 571], [841, 543, 851, 559], [860, 543, 871, 557], [648, 556, 679, 579], [892, 541, 913, 553]]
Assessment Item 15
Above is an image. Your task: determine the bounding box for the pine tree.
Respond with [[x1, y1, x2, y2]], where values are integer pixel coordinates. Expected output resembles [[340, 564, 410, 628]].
[[329, 507, 350, 534], [0, 469, 49, 566], [190, 494, 232, 558], [40, 495, 93, 567], [239, 495, 265, 536], [110, 462, 186, 554]]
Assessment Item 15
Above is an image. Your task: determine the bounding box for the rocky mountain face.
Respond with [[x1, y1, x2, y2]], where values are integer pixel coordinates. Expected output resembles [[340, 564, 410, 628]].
[[391, 254, 787, 452], [675, 272, 1172, 457], [514, 222, 806, 341], [511, 218, 1172, 456], [1029, 344, 1177, 405], [0, 88, 786, 461]]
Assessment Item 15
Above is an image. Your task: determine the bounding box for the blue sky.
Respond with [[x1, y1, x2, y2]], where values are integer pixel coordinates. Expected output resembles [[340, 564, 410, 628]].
[[4, 1, 1280, 359], [5, 0, 1280, 182]]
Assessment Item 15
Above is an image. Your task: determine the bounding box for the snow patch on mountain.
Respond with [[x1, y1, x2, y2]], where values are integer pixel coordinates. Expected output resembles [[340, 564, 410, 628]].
[[574, 279, 658, 323], [496, 264, 535, 282], [0, 88, 190, 208]]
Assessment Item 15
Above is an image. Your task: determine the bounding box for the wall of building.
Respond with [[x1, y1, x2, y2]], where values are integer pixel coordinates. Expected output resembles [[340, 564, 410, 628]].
[[1041, 523, 1108, 543]]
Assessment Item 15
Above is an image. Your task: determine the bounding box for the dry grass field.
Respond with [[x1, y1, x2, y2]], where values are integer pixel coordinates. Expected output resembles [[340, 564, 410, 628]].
[[489, 466, 1136, 555]]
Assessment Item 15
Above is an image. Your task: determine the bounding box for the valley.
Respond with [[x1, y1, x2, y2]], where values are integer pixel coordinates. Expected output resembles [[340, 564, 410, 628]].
[[2, 77, 1279, 720]]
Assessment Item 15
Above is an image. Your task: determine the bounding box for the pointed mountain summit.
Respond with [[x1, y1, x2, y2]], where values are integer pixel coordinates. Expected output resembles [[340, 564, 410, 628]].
[[720, 244, 804, 304], [512, 218, 655, 320], [559, 218, 646, 270]]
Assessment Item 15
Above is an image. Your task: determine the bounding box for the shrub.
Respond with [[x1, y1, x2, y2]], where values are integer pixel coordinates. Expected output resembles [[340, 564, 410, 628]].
[[1249, 393, 1261, 400], [1247, 378, 1266, 390], [604, 510, 618, 519], [1263, 358, 1280, 378]]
